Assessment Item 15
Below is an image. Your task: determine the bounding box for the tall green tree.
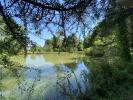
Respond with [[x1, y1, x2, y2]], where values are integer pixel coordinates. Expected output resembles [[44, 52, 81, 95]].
[[0, 17, 27, 55], [52, 36, 62, 52], [109, 0, 132, 62], [77, 41, 83, 51], [66, 33, 78, 52], [117, 16, 131, 61], [30, 43, 37, 53], [44, 39, 53, 51]]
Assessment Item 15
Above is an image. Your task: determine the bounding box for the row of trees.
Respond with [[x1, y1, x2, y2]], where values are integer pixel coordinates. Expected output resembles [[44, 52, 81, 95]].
[[44, 33, 83, 52]]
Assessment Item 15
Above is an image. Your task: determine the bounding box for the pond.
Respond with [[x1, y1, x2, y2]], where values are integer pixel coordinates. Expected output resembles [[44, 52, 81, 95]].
[[1, 53, 90, 100]]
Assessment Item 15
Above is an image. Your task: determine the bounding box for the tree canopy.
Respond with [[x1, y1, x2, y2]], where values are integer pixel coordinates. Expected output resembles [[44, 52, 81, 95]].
[[0, 0, 133, 57]]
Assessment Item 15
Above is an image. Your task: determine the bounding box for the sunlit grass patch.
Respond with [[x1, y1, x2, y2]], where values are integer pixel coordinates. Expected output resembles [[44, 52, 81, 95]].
[[10, 55, 25, 65], [1, 78, 17, 90]]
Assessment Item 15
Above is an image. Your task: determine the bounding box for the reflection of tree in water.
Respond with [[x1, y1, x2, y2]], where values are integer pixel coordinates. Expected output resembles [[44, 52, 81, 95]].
[[42, 53, 83, 65], [56, 69, 90, 100], [55, 60, 90, 100], [65, 62, 77, 68], [30, 54, 37, 60], [0, 56, 41, 100], [1, 68, 41, 100], [54, 60, 80, 79]]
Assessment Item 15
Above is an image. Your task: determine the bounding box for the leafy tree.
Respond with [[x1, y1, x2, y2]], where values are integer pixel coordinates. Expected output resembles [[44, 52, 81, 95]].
[[0, 17, 27, 55], [52, 36, 62, 52], [36, 46, 44, 53], [66, 33, 78, 52], [30, 44, 44, 53], [117, 18, 131, 61], [44, 39, 53, 52], [30, 43, 37, 53], [77, 41, 83, 51], [84, 10, 132, 61], [105, 1, 132, 62], [126, 15, 133, 49], [43, 32, 82, 52]]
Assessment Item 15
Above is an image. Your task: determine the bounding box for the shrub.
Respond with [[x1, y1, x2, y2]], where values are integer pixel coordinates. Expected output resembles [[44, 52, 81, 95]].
[[85, 47, 104, 57]]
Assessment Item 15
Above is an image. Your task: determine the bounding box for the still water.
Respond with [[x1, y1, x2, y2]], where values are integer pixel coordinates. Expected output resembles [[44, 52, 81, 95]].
[[1, 53, 90, 100]]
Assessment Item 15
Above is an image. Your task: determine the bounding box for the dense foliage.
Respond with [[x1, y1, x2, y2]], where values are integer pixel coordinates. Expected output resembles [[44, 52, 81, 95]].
[[0, 17, 27, 55], [84, 15, 133, 62], [44, 33, 83, 52]]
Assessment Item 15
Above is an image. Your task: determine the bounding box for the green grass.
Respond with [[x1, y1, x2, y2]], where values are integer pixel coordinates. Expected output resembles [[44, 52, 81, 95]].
[[10, 55, 25, 65], [1, 78, 18, 90]]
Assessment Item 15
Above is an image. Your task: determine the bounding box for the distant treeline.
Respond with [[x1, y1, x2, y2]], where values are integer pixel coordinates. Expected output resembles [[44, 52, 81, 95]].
[[30, 33, 84, 53]]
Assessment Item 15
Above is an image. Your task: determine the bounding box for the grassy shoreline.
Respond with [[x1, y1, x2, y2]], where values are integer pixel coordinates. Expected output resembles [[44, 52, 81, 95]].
[[18, 51, 85, 55]]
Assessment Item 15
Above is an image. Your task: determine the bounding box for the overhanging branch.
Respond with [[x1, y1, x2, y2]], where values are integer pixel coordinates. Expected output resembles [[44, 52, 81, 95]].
[[0, 2, 28, 53], [23, 0, 93, 11]]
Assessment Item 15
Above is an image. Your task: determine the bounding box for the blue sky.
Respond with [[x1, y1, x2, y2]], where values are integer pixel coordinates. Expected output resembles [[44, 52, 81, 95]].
[[28, 30, 53, 47], [15, 17, 54, 47]]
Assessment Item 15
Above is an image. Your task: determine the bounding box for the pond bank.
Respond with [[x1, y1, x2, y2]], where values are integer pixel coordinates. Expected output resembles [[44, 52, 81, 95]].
[[18, 51, 85, 55]]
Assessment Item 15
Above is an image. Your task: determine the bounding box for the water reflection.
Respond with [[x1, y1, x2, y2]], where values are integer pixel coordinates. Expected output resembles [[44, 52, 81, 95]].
[[1, 54, 89, 100]]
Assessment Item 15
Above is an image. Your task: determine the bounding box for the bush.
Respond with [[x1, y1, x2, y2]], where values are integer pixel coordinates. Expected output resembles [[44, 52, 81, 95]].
[[89, 60, 133, 99], [84, 47, 93, 55], [85, 47, 104, 57]]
